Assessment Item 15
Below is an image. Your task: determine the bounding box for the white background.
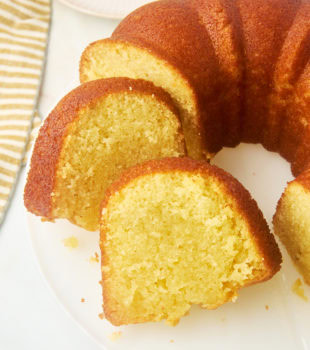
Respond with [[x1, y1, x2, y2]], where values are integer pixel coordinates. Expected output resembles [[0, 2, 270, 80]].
[[0, 1, 119, 349]]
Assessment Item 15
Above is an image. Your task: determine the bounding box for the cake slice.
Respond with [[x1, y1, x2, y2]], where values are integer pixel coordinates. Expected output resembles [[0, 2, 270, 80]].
[[24, 78, 185, 231], [79, 0, 223, 159], [274, 170, 310, 284], [100, 158, 282, 326]]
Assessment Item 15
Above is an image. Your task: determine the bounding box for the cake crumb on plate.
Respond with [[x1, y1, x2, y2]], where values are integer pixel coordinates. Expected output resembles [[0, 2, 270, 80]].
[[62, 236, 78, 249], [89, 252, 99, 263], [108, 331, 122, 341], [292, 278, 308, 301]]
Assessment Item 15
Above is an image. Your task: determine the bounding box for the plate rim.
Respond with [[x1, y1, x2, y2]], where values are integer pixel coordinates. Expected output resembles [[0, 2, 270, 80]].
[[57, 0, 131, 19]]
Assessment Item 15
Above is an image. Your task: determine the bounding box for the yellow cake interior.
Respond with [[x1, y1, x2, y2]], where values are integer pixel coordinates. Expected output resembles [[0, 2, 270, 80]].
[[101, 172, 268, 326], [51, 93, 185, 231], [274, 182, 310, 284], [80, 40, 204, 160]]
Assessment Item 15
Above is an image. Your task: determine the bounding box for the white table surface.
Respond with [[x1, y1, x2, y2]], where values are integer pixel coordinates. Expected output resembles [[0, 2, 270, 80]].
[[0, 1, 120, 349]]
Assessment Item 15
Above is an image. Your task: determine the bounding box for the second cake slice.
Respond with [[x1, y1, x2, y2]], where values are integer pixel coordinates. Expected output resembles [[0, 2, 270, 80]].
[[24, 78, 185, 231]]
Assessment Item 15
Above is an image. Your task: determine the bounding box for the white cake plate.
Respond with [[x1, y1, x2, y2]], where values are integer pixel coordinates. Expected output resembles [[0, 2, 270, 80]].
[[57, 0, 154, 19], [26, 132, 310, 349]]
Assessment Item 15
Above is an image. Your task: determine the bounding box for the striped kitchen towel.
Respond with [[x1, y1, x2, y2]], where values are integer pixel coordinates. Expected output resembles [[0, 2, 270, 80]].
[[0, 0, 50, 228]]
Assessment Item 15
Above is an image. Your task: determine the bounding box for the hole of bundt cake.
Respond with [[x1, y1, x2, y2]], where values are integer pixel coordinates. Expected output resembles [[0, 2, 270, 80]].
[[212, 143, 293, 223], [101, 171, 272, 326], [51, 93, 184, 231]]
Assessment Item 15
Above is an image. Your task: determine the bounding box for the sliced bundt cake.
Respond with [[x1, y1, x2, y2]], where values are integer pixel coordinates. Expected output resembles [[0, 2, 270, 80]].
[[100, 158, 282, 326], [80, 0, 224, 158], [37, 0, 310, 285], [274, 170, 310, 284], [24, 78, 186, 231]]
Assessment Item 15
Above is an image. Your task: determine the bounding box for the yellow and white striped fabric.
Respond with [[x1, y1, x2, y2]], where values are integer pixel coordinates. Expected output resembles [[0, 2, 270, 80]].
[[0, 0, 50, 227]]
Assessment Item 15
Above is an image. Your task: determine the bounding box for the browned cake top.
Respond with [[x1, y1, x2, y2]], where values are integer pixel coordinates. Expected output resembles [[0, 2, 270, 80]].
[[188, 0, 244, 148], [263, 2, 310, 153], [290, 61, 310, 176], [237, 0, 300, 144]]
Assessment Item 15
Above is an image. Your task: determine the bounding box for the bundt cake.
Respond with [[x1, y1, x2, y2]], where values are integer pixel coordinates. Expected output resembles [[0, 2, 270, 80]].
[[24, 78, 186, 231], [100, 158, 282, 326], [273, 169, 310, 284], [79, 0, 310, 284]]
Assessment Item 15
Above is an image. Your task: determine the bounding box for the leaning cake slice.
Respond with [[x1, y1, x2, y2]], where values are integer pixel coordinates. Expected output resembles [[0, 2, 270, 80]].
[[100, 157, 282, 326], [24, 78, 185, 231]]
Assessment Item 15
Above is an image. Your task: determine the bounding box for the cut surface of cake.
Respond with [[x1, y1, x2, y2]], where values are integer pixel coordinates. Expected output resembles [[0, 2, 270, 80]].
[[100, 158, 282, 326], [24, 78, 185, 231], [273, 170, 310, 284]]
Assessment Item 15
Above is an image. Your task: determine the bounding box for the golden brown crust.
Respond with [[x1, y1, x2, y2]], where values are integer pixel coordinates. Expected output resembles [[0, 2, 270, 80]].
[[290, 62, 310, 176], [186, 0, 244, 148], [264, 2, 310, 153], [237, 0, 300, 145], [281, 60, 310, 164], [111, 0, 224, 154], [101, 157, 282, 282], [24, 77, 184, 218]]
